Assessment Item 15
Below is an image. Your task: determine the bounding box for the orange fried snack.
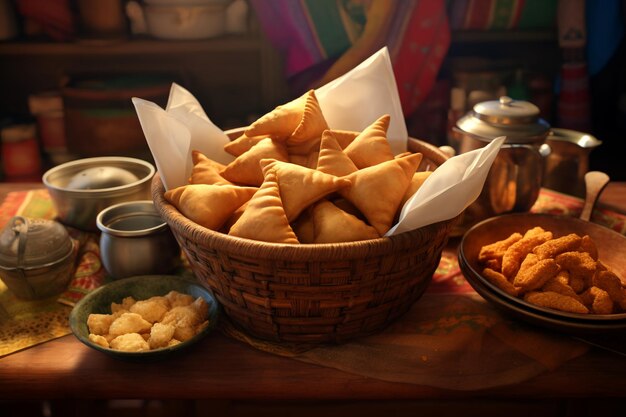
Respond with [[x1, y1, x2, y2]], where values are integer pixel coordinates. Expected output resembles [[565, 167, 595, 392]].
[[478, 228, 626, 315], [579, 286, 614, 314], [501, 229, 553, 278], [513, 258, 560, 292], [532, 233, 581, 260], [482, 268, 519, 297], [478, 233, 523, 264], [523, 291, 589, 314]]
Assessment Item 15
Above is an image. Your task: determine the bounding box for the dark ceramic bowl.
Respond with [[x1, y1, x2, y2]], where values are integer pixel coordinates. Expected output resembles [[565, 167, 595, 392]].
[[458, 213, 626, 334], [69, 275, 219, 360]]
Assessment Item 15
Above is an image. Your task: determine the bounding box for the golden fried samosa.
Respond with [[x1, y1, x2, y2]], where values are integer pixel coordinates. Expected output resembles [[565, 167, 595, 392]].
[[244, 89, 328, 144], [165, 184, 257, 231], [340, 152, 423, 235], [188, 150, 233, 185], [228, 170, 299, 244], [328, 129, 359, 149], [316, 130, 358, 177], [259, 158, 352, 222], [310, 200, 379, 243], [220, 138, 289, 186], [343, 114, 395, 169], [223, 133, 268, 157]]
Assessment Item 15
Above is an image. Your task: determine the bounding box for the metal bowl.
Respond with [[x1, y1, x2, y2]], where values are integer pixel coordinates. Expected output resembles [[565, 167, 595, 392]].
[[43, 157, 156, 231]]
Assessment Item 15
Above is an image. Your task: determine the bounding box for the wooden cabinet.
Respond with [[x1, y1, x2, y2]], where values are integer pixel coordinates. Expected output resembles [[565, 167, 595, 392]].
[[0, 29, 290, 130]]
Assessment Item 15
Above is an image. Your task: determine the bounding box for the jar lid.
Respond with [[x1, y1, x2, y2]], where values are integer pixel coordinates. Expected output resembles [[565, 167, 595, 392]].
[[1, 124, 37, 143], [28, 91, 64, 115], [456, 96, 550, 143], [0, 217, 74, 270]]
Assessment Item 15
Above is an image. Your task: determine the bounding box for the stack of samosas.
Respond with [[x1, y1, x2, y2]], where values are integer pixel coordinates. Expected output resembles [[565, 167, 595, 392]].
[[164, 89, 432, 244]]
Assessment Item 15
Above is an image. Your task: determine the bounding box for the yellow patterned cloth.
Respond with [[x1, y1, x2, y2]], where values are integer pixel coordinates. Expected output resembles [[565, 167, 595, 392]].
[[0, 189, 106, 357]]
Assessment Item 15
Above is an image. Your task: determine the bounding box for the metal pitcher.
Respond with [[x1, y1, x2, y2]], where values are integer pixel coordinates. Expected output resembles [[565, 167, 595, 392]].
[[543, 128, 602, 197], [453, 96, 552, 228]]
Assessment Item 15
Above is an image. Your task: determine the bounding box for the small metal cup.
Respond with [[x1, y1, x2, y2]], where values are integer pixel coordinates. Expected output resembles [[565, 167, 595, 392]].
[[96, 200, 181, 280]]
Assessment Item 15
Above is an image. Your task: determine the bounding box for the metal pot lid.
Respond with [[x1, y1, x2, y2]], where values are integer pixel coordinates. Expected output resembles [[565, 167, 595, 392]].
[[456, 96, 551, 143], [0, 216, 73, 270]]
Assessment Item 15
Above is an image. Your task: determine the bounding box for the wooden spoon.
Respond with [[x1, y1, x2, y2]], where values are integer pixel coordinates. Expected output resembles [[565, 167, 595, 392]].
[[580, 171, 610, 222]]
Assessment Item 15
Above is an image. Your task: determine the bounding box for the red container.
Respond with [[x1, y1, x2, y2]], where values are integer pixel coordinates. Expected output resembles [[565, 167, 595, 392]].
[[1, 124, 43, 180]]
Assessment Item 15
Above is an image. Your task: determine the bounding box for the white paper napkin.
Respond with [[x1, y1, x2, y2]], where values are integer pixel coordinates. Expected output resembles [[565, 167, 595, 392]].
[[386, 136, 505, 236], [316, 47, 408, 155], [132, 83, 233, 191], [132, 47, 503, 234]]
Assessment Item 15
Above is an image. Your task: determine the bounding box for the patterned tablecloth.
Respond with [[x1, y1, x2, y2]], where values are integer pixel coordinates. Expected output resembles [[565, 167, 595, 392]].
[[1, 187, 625, 390]]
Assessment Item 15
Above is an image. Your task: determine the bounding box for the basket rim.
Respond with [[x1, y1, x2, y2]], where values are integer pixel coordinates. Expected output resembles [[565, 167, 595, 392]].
[[152, 136, 458, 262]]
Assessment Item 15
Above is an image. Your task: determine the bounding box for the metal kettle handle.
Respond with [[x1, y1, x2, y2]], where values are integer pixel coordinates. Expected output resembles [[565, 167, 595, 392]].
[[11, 216, 29, 270]]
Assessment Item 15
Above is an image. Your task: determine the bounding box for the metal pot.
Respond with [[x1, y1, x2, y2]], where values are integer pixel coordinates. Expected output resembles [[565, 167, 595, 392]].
[[96, 200, 181, 279], [0, 216, 77, 299], [543, 128, 602, 197], [453, 96, 551, 228]]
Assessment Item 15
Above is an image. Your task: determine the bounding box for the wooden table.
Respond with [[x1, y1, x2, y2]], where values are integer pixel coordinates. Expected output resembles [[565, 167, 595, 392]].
[[1, 182, 626, 416]]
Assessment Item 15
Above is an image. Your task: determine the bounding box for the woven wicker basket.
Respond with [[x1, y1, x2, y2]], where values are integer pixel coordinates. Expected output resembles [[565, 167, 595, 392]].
[[152, 136, 458, 344]]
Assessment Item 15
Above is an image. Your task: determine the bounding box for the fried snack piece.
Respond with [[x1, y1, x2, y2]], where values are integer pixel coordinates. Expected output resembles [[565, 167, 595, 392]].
[[555, 251, 597, 289], [224, 133, 268, 157], [579, 235, 599, 260], [542, 270, 580, 300], [340, 152, 423, 235], [259, 158, 352, 222], [165, 183, 257, 231], [482, 268, 519, 297], [188, 150, 232, 185], [110, 333, 151, 352], [593, 269, 626, 308], [87, 314, 115, 336], [310, 199, 379, 243], [245, 89, 328, 144], [524, 291, 589, 314], [220, 138, 289, 186], [129, 296, 170, 324], [111, 296, 136, 313], [165, 290, 195, 308], [343, 114, 395, 169], [288, 151, 319, 170], [478, 233, 523, 264], [88, 334, 110, 348], [108, 312, 152, 338], [160, 298, 209, 342], [228, 170, 299, 244], [580, 286, 614, 314], [501, 230, 553, 278], [513, 258, 560, 292], [291, 209, 315, 244], [327, 129, 359, 149], [533, 233, 582, 260], [148, 322, 176, 349], [400, 171, 432, 208], [316, 130, 359, 177]]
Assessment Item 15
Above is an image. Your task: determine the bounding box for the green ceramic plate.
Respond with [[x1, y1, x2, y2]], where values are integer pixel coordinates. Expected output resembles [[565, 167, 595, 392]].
[[69, 275, 219, 360]]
